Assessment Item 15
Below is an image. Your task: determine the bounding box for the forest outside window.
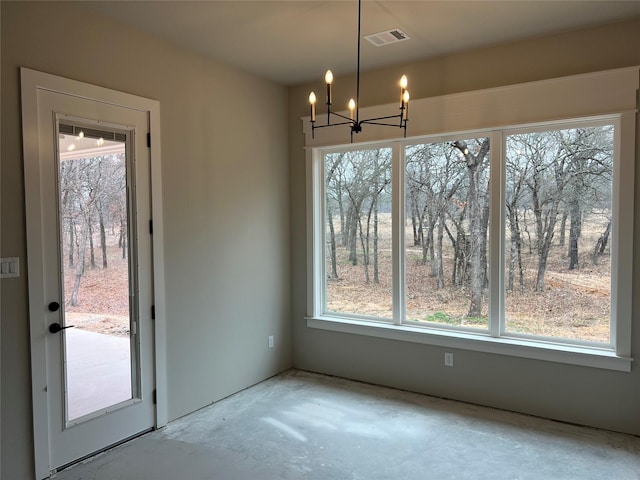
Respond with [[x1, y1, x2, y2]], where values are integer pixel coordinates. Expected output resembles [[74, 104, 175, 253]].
[[311, 115, 633, 366]]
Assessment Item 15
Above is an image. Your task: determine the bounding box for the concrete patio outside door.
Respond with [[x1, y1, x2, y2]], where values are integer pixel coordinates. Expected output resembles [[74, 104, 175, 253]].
[[66, 328, 131, 420]]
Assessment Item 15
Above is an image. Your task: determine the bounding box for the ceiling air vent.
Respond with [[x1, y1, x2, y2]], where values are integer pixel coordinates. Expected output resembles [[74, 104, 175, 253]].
[[364, 29, 409, 47]]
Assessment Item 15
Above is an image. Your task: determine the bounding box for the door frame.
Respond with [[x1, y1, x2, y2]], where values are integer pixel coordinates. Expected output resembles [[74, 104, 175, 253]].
[[21, 68, 167, 479]]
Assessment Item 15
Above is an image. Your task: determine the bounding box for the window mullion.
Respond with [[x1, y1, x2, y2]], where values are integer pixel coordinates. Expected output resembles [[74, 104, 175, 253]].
[[392, 142, 404, 325], [613, 112, 634, 357], [310, 148, 324, 318], [489, 131, 504, 337]]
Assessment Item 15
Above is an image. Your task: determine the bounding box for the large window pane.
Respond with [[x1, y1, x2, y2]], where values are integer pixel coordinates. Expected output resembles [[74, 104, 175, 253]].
[[504, 125, 613, 343], [405, 138, 490, 329], [324, 148, 393, 319]]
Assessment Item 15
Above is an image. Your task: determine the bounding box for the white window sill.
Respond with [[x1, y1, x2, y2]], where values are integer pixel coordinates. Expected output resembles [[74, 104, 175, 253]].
[[306, 316, 632, 372]]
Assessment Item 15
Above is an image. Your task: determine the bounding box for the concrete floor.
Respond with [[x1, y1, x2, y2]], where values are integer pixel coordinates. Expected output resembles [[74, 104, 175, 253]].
[[55, 370, 640, 480]]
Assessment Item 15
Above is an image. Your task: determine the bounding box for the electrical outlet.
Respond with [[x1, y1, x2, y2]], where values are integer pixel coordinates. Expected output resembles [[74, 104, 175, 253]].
[[444, 352, 454, 367], [268, 335, 274, 349]]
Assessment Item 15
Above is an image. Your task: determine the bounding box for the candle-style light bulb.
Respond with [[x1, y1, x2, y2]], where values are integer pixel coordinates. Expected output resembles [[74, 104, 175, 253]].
[[400, 75, 408, 109], [348, 98, 356, 120], [325, 70, 334, 84], [403, 90, 410, 121], [309, 92, 317, 122], [325, 70, 333, 106]]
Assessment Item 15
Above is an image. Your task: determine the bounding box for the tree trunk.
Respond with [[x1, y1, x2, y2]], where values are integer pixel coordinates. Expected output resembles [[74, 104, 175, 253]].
[[532, 185, 544, 256], [411, 199, 420, 246], [452, 230, 467, 287], [358, 218, 369, 283], [348, 207, 358, 265], [68, 220, 75, 267], [507, 212, 516, 293], [516, 215, 524, 292], [70, 221, 89, 306], [99, 210, 108, 269], [568, 202, 581, 270], [436, 215, 445, 288], [468, 165, 483, 317], [373, 201, 380, 284], [338, 183, 346, 247], [121, 217, 127, 259], [558, 211, 568, 246], [522, 210, 533, 254], [118, 215, 123, 248], [327, 204, 338, 279], [592, 220, 611, 265], [443, 223, 458, 286], [420, 205, 430, 266], [534, 159, 566, 291], [453, 139, 490, 318], [428, 224, 436, 277], [89, 222, 96, 268], [535, 213, 559, 291], [507, 203, 525, 293]]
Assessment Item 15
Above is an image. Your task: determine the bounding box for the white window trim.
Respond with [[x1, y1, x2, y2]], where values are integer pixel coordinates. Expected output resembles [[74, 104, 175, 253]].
[[304, 67, 638, 372]]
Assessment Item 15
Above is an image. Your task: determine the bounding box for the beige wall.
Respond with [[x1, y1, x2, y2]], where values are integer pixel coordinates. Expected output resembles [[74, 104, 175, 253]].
[[289, 17, 640, 434], [1, 2, 291, 478]]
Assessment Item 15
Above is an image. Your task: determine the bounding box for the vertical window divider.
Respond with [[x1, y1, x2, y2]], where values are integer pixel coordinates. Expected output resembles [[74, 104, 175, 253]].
[[490, 131, 505, 338], [612, 112, 634, 357], [308, 147, 324, 318], [392, 142, 405, 325]]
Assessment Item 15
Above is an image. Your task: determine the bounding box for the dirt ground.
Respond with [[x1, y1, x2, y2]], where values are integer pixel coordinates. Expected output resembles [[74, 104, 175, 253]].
[[65, 312, 130, 337], [327, 214, 611, 343], [63, 241, 131, 337]]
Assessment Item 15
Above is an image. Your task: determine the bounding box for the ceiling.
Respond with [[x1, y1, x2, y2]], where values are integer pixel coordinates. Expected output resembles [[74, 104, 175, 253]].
[[81, 1, 640, 86]]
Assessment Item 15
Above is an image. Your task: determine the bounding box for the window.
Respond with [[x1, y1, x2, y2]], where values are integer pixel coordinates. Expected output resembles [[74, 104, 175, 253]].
[[309, 117, 632, 370], [405, 137, 490, 330], [503, 125, 614, 343], [324, 147, 393, 319]]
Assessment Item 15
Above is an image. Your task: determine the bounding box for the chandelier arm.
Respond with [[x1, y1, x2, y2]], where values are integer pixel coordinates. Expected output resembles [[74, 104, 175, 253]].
[[360, 121, 406, 128], [313, 120, 354, 129], [329, 111, 354, 122], [360, 114, 405, 123]]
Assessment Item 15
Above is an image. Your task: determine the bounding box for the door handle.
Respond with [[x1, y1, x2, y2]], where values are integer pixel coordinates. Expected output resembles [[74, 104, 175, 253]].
[[48, 301, 60, 312], [49, 323, 75, 334]]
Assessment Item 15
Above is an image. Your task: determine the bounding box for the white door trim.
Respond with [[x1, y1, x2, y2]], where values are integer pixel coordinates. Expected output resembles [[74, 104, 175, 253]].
[[21, 68, 167, 479]]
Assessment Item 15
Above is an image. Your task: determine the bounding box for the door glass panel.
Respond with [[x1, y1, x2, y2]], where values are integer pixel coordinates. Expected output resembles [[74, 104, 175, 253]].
[[57, 123, 135, 422]]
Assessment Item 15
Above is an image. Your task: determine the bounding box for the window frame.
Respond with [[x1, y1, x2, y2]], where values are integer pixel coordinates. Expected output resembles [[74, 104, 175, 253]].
[[306, 114, 634, 372]]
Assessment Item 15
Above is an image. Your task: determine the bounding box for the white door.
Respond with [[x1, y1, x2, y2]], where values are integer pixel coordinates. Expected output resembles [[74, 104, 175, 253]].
[[22, 69, 165, 478]]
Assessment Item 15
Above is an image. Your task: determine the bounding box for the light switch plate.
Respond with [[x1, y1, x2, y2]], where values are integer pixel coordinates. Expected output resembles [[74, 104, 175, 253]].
[[0, 257, 20, 278]]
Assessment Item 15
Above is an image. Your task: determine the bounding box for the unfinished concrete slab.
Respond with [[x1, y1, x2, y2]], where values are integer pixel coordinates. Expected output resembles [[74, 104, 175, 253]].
[[55, 370, 640, 480]]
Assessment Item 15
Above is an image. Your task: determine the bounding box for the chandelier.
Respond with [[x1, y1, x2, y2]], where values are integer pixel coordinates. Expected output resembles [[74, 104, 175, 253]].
[[308, 0, 410, 141]]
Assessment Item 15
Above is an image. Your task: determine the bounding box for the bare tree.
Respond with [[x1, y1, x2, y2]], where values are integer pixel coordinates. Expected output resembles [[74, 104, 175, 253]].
[[452, 138, 490, 317], [58, 152, 127, 306]]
